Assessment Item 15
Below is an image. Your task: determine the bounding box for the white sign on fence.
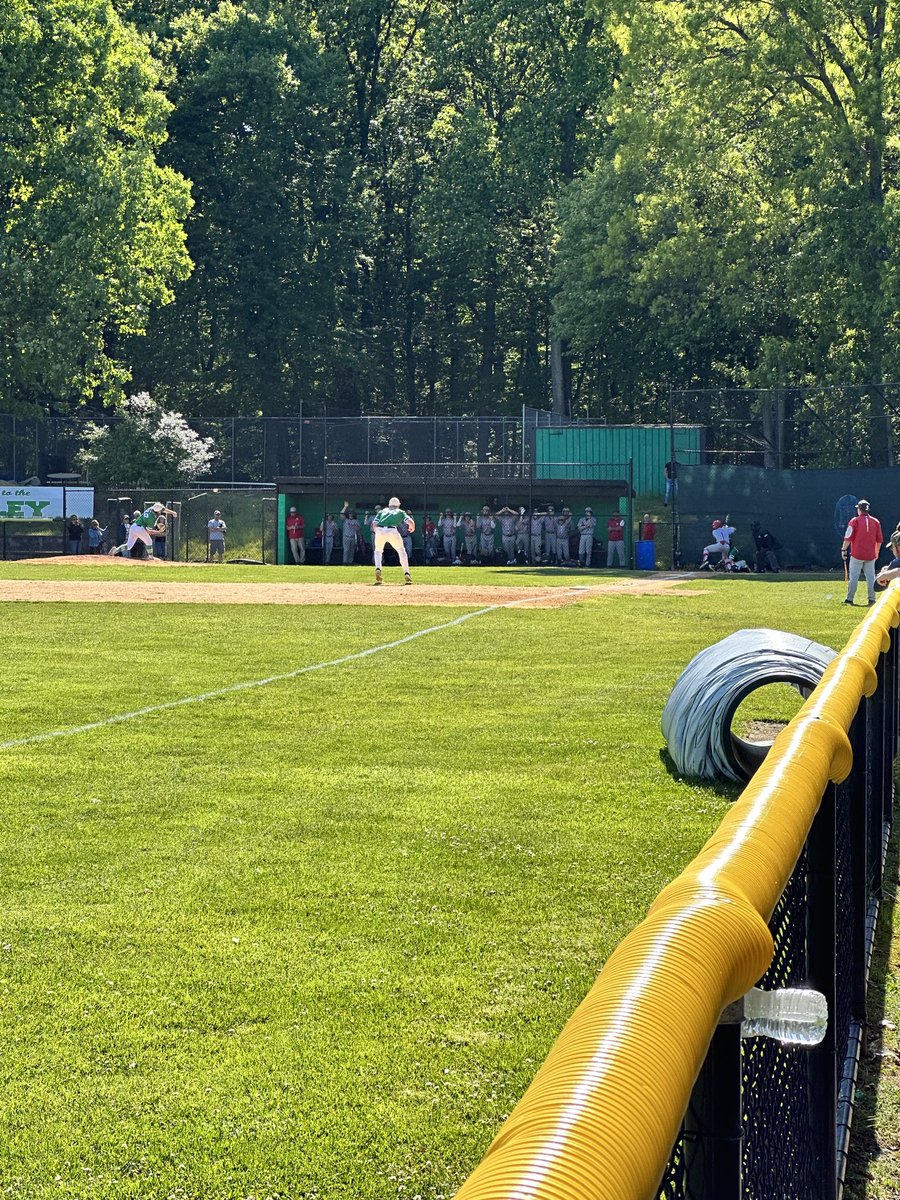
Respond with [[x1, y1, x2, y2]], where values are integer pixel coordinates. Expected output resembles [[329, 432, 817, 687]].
[[0, 486, 94, 520]]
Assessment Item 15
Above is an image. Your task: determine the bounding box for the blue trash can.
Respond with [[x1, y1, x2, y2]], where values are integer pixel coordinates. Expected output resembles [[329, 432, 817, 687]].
[[635, 540, 656, 571]]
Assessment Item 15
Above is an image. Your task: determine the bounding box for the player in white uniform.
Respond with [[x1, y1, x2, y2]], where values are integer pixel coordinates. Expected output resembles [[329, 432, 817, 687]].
[[340, 507, 361, 564], [556, 510, 573, 565], [701, 519, 736, 568], [438, 510, 457, 561], [456, 512, 477, 560], [495, 506, 519, 565], [543, 506, 558, 563], [529, 510, 545, 564], [515, 508, 529, 561], [476, 507, 496, 563], [577, 508, 596, 567], [371, 497, 415, 585]]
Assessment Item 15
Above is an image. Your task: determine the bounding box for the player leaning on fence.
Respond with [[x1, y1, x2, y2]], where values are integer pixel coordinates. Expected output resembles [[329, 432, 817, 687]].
[[843, 499, 882, 607], [371, 497, 414, 585]]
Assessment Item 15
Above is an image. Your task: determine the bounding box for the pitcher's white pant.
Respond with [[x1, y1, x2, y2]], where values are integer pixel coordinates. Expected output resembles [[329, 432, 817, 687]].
[[126, 524, 153, 552], [373, 526, 410, 573], [579, 532, 593, 566], [847, 557, 876, 604]]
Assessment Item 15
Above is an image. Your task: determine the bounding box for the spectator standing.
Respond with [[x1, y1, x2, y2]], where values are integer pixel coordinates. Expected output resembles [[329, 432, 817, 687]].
[[842, 499, 882, 606], [153, 517, 167, 561], [664, 459, 678, 507], [577, 508, 596, 568], [340, 507, 360, 564], [639, 513, 657, 542], [207, 510, 227, 562], [66, 515, 84, 555], [476, 506, 496, 563], [496, 506, 519, 565], [607, 510, 626, 567], [286, 507, 305, 564], [322, 513, 338, 564], [87, 520, 106, 554], [438, 509, 457, 562], [529, 509, 545, 564]]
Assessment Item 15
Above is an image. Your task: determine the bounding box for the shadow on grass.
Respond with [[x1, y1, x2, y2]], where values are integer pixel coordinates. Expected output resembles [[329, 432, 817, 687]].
[[657, 747, 742, 802], [845, 827, 900, 1199]]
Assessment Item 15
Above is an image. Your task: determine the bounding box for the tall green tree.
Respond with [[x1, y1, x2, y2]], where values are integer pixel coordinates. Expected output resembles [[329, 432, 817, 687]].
[[554, 0, 900, 453], [0, 0, 192, 414]]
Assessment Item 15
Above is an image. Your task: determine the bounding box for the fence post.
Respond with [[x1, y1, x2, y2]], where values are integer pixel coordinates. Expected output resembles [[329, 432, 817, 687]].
[[807, 783, 838, 1200], [683, 1022, 743, 1199]]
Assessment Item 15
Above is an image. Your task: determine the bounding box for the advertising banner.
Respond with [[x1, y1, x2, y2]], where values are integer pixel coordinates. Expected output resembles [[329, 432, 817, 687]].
[[0, 486, 94, 520]]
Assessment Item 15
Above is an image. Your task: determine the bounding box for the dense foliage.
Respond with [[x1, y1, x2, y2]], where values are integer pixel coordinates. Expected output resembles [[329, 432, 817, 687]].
[[3, 0, 899, 454]]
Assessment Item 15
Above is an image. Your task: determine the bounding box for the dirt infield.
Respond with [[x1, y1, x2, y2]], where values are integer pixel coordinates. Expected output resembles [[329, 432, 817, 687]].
[[0, 565, 705, 607]]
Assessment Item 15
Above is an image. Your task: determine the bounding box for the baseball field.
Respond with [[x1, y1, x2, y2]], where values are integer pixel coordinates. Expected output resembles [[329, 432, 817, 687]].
[[0, 561, 897, 1199]]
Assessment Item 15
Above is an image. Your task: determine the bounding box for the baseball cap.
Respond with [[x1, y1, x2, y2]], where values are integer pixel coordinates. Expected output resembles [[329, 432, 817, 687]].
[[289, 506, 296, 513], [857, 499, 871, 511], [214, 509, 221, 516], [389, 496, 401, 507], [152, 502, 164, 513]]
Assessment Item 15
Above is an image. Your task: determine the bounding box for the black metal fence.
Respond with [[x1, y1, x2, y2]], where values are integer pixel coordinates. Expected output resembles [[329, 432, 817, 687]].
[[658, 625, 897, 1199], [0, 413, 524, 485]]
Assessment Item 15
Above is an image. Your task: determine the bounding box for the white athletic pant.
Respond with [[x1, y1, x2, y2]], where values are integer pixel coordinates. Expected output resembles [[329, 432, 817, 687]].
[[373, 526, 410, 573], [702, 542, 728, 561], [847, 557, 876, 604], [530, 534, 543, 563], [323, 535, 334, 562], [502, 534, 516, 561], [126, 524, 153, 551], [516, 531, 528, 558], [545, 531, 558, 561], [607, 540, 625, 567], [342, 536, 355, 564], [579, 532, 593, 565], [443, 535, 455, 559]]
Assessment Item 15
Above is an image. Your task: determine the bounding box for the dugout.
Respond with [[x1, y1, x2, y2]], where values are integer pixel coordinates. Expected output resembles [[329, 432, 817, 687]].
[[274, 472, 632, 565]]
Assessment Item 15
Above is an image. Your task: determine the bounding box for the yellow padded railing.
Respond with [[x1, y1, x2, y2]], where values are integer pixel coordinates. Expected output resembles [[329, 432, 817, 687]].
[[455, 590, 900, 1200]]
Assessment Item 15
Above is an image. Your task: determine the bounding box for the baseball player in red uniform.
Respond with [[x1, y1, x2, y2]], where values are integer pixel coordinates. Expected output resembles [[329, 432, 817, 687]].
[[842, 499, 882, 606]]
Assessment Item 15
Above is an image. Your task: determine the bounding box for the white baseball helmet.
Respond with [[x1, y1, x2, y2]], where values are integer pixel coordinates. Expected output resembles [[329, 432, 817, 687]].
[[152, 502, 164, 513]]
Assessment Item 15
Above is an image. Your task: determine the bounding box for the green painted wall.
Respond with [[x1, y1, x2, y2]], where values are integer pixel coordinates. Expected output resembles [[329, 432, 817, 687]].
[[535, 426, 703, 495]]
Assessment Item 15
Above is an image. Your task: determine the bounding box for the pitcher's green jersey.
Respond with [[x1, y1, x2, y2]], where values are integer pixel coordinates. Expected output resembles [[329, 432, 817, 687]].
[[373, 507, 409, 529]]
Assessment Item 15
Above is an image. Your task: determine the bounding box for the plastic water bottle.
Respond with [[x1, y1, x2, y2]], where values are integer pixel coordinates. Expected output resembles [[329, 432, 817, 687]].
[[741, 987, 828, 1045]]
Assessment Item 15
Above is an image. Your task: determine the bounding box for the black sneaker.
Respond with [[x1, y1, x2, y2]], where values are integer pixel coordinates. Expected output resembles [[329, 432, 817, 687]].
[[843, 599, 854, 605]]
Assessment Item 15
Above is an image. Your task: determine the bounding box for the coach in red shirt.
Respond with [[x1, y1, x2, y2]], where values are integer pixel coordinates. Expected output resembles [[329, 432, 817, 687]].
[[607, 510, 626, 568], [842, 499, 882, 606]]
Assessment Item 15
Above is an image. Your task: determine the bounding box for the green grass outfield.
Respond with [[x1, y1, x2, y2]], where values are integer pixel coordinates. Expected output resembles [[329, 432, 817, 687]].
[[0, 566, 895, 1198]]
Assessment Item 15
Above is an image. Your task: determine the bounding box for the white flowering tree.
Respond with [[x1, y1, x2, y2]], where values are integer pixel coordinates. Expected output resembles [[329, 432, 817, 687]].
[[76, 393, 216, 488]]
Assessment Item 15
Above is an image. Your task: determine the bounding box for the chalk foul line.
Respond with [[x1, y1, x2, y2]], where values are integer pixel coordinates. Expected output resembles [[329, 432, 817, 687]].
[[1, 589, 579, 751]]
